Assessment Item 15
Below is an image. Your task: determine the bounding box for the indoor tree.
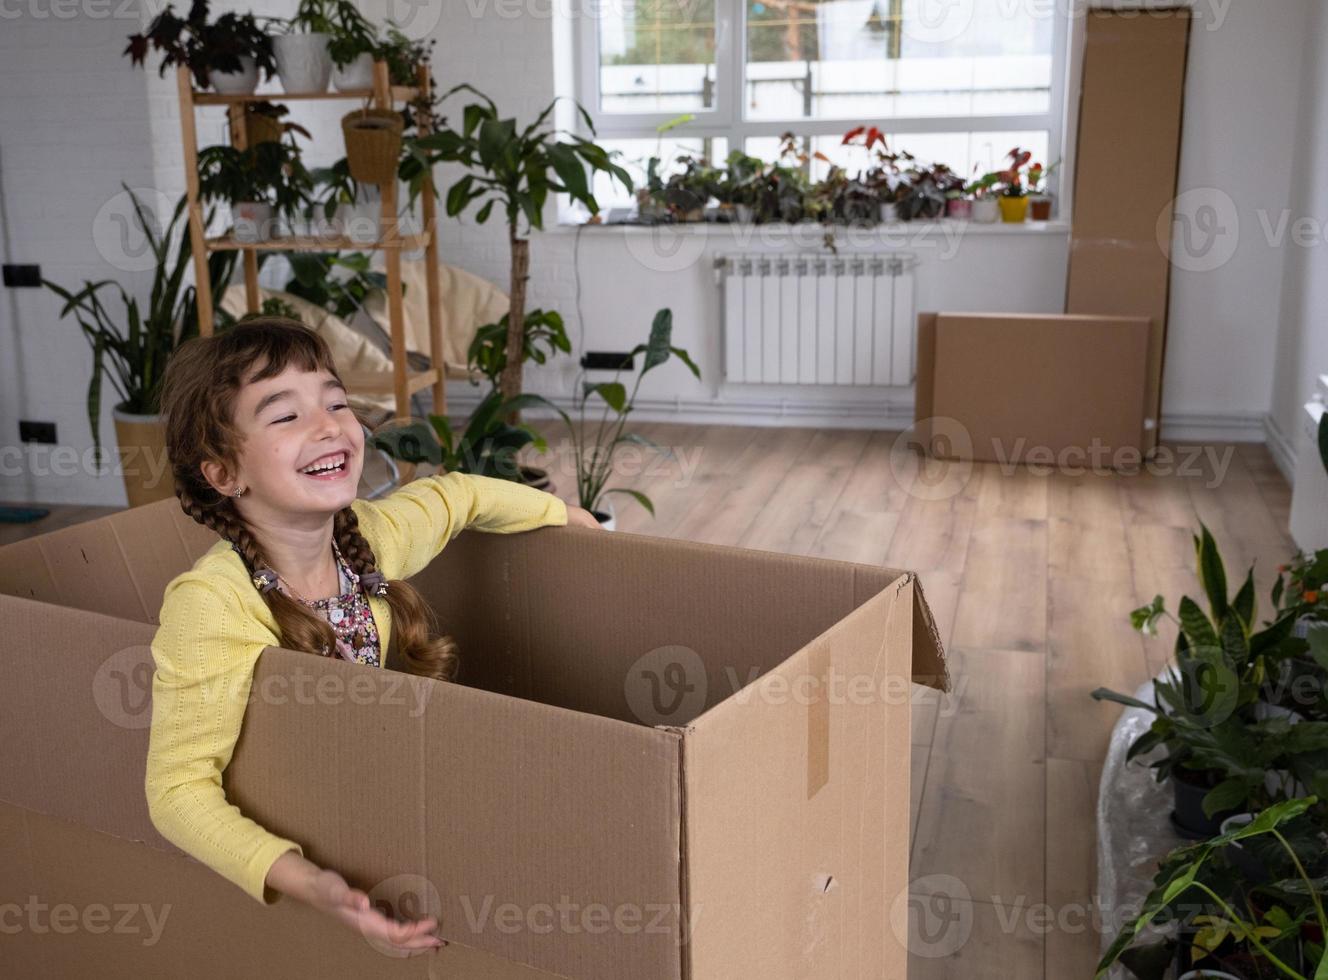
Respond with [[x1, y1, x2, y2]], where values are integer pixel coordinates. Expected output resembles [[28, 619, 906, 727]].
[[405, 85, 631, 405]]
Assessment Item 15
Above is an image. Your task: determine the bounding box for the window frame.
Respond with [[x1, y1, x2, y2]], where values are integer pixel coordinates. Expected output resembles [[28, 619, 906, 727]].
[[573, 0, 1074, 200]]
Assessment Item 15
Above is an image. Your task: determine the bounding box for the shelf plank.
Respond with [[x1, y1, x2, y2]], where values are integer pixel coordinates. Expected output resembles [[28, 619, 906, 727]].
[[342, 367, 437, 397], [205, 232, 429, 253], [192, 85, 419, 106]]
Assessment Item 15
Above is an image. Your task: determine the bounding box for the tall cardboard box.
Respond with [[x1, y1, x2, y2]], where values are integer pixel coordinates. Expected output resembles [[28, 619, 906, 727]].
[[0, 498, 947, 978]]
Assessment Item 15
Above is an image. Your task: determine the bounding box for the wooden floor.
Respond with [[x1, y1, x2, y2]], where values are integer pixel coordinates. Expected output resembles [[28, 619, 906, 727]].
[[3, 423, 1297, 977]]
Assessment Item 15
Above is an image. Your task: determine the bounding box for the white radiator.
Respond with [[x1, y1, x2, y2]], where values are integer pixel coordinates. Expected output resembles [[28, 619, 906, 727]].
[[716, 252, 917, 386]]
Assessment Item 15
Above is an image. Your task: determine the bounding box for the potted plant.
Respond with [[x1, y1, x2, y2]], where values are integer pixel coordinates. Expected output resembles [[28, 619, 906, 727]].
[[1095, 798, 1326, 980], [406, 85, 631, 406], [1094, 526, 1313, 837], [323, 0, 378, 91], [466, 308, 571, 489], [280, 251, 387, 323], [1027, 159, 1060, 220], [523, 309, 699, 528], [660, 155, 720, 221], [237, 101, 310, 148], [306, 158, 370, 239], [996, 147, 1033, 223], [342, 103, 405, 186], [42, 188, 237, 507], [896, 162, 964, 222], [273, 0, 337, 94], [968, 173, 1001, 223], [197, 139, 315, 242], [124, 1, 274, 94], [369, 389, 553, 484], [715, 151, 764, 223]]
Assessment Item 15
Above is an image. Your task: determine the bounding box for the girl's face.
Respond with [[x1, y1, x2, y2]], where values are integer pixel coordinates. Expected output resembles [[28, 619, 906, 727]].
[[202, 364, 365, 521]]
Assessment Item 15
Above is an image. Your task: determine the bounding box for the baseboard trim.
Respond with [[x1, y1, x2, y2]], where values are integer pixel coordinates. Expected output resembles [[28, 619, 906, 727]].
[[1263, 413, 1297, 482], [1157, 411, 1268, 445]]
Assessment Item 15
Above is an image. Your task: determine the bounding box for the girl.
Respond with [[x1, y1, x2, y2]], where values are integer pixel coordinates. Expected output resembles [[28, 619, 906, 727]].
[[145, 318, 598, 955]]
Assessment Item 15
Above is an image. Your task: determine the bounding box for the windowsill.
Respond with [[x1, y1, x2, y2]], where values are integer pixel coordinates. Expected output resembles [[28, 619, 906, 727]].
[[548, 218, 1072, 236]]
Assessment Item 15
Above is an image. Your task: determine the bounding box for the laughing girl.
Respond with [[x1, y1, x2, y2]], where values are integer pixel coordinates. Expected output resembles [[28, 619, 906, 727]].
[[144, 318, 598, 954]]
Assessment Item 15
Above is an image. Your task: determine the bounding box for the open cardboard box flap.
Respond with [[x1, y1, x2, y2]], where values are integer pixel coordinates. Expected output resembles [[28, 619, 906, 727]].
[[0, 497, 946, 978]]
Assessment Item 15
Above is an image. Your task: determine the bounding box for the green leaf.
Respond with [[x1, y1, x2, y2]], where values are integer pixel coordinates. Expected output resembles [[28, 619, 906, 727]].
[[477, 117, 513, 170], [1131, 595, 1168, 635], [475, 199, 495, 224], [547, 142, 590, 203], [1232, 569, 1256, 629], [446, 175, 475, 217], [1195, 524, 1229, 622], [1318, 409, 1328, 479], [670, 345, 701, 380], [603, 487, 654, 518], [1202, 776, 1254, 818], [1308, 625, 1328, 673], [642, 308, 673, 373], [1090, 687, 1158, 713], [583, 381, 627, 413], [1178, 596, 1220, 652]]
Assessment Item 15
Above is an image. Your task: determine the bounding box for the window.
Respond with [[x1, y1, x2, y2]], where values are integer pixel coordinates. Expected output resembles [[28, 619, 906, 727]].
[[575, 0, 1069, 208]]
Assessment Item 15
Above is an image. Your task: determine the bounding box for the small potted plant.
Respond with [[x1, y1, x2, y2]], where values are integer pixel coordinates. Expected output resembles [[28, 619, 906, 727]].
[[342, 103, 405, 186], [42, 188, 237, 507], [273, 0, 336, 94], [324, 0, 378, 91], [522, 308, 699, 529], [661, 155, 719, 222], [1027, 160, 1059, 220], [896, 162, 964, 222], [124, 1, 274, 94], [968, 173, 1001, 223], [237, 101, 310, 148], [996, 147, 1033, 223], [198, 140, 314, 242], [715, 151, 764, 223]]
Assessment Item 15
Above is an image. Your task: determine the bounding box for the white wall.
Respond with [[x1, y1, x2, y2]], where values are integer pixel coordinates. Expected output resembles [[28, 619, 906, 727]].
[[0, 0, 1316, 505], [1268, 0, 1328, 476]]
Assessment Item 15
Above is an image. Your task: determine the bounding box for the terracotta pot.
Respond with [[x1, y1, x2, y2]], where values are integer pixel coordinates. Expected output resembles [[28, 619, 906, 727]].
[[112, 407, 174, 509], [342, 108, 404, 186], [998, 196, 1029, 223], [1028, 194, 1053, 221]]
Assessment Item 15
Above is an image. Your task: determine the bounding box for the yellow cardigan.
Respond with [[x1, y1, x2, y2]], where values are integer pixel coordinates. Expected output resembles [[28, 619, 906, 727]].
[[145, 473, 567, 904]]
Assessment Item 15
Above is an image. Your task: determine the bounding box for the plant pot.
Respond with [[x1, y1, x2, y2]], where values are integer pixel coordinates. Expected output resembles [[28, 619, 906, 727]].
[[208, 56, 258, 95], [232, 201, 275, 243], [591, 496, 616, 531], [273, 32, 331, 95], [1253, 700, 1305, 724], [1178, 972, 1246, 979], [1264, 768, 1309, 801], [998, 196, 1029, 223], [1171, 769, 1237, 840], [331, 53, 374, 91], [242, 109, 283, 147], [971, 197, 1000, 224], [112, 407, 173, 509], [1218, 814, 1269, 884], [342, 108, 404, 186], [519, 465, 553, 493], [878, 201, 901, 224], [946, 198, 972, 219], [1028, 193, 1053, 221]]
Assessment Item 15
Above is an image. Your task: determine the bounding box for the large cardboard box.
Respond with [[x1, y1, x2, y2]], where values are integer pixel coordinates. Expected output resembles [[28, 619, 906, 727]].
[[915, 312, 1152, 465], [1065, 8, 1193, 454], [0, 498, 947, 978]]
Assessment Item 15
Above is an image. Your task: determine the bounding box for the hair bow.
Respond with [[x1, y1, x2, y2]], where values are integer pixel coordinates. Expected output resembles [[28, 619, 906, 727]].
[[360, 570, 389, 597]]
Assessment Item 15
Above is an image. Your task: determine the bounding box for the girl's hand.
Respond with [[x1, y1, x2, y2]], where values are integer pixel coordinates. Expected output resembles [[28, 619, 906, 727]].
[[268, 851, 444, 956], [566, 505, 603, 529]]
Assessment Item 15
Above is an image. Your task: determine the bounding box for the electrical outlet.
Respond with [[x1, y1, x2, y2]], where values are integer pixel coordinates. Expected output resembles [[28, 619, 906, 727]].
[[2, 264, 41, 288], [581, 351, 635, 372], [19, 420, 57, 444]]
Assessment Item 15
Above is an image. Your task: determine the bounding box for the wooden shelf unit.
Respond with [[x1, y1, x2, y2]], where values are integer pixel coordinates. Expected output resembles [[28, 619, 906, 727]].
[[176, 61, 447, 420]]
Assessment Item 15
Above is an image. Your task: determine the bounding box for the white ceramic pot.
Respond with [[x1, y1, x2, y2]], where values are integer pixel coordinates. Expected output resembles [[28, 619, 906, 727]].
[[274, 33, 331, 95], [332, 52, 375, 91], [208, 56, 258, 94], [1254, 700, 1305, 724], [971, 198, 1000, 224], [879, 201, 900, 224], [1178, 972, 1245, 979], [1265, 768, 1309, 799], [233, 201, 275, 243]]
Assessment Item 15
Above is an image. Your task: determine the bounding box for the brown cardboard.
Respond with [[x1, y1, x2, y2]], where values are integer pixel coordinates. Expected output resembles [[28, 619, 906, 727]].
[[914, 312, 1151, 465], [0, 498, 946, 978], [1066, 8, 1193, 453]]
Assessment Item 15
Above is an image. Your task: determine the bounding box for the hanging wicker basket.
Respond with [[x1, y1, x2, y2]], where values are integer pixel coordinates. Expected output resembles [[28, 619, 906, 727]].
[[341, 108, 403, 186]]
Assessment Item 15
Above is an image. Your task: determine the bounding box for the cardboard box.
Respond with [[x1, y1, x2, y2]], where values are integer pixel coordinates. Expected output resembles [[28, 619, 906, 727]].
[[0, 498, 947, 978], [914, 312, 1152, 465], [1066, 8, 1193, 453]]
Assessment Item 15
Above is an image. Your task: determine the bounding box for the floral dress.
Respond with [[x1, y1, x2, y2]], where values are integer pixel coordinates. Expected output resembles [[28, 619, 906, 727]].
[[301, 549, 383, 667]]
